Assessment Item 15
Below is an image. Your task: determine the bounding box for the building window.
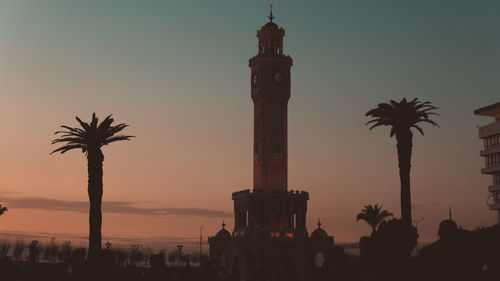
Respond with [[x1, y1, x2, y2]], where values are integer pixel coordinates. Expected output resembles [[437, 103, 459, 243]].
[[486, 153, 500, 167], [493, 173, 500, 185], [272, 142, 282, 161]]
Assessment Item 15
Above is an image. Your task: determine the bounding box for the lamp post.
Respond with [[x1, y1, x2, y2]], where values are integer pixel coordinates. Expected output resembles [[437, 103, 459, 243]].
[[199, 225, 203, 258]]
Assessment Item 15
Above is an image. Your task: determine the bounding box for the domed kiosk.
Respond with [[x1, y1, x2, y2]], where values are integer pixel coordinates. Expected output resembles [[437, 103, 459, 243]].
[[310, 221, 334, 243], [214, 221, 232, 240]]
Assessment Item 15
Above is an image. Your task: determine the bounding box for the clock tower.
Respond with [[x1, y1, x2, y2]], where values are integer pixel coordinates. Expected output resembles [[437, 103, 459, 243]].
[[209, 9, 334, 281], [250, 9, 293, 192]]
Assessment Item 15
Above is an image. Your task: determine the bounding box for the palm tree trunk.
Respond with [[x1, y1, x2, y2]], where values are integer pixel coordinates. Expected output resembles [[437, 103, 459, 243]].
[[87, 148, 104, 261], [396, 130, 413, 225]]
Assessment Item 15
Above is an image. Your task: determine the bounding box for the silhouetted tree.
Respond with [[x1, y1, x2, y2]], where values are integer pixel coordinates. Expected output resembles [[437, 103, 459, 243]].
[[43, 237, 58, 263], [182, 254, 191, 267], [366, 98, 438, 224], [374, 219, 418, 259], [363, 218, 419, 281], [356, 204, 393, 235], [128, 244, 145, 267], [113, 247, 128, 267], [51, 113, 134, 260], [191, 253, 200, 265], [28, 240, 41, 264], [0, 204, 7, 216], [0, 238, 11, 257], [13, 240, 26, 262], [58, 240, 72, 264], [168, 251, 177, 266]]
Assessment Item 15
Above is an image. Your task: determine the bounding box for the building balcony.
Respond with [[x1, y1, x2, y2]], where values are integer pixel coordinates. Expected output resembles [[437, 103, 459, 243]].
[[489, 184, 500, 193], [488, 202, 500, 211], [481, 165, 500, 174], [480, 146, 500, 156], [479, 122, 500, 139]]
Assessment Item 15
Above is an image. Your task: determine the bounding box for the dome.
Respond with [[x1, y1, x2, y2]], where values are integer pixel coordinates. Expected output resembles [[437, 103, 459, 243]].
[[262, 21, 279, 30], [310, 221, 329, 241], [215, 222, 232, 240]]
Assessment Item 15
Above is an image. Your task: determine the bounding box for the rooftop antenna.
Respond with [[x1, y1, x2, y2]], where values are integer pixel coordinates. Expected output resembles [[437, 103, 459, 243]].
[[268, 4, 275, 22]]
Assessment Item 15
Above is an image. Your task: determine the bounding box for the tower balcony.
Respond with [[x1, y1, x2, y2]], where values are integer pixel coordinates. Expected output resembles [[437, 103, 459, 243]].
[[232, 188, 309, 200], [478, 122, 500, 139], [481, 164, 500, 174]]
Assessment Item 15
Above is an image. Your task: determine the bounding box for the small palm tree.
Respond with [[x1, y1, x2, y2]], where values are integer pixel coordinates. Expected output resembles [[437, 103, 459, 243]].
[[356, 204, 393, 234], [366, 98, 438, 224], [0, 205, 7, 216], [51, 113, 134, 261]]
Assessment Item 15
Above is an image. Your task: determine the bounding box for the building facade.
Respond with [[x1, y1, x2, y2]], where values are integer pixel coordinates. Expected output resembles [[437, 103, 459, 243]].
[[209, 11, 334, 281], [475, 102, 500, 224]]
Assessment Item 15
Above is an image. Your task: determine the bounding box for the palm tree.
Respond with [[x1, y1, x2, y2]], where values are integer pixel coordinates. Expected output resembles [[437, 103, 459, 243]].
[[366, 98, 438, 224], [0, 204, 7, 216], [356, 204, 393, 235], [51, 113, 134, 260]]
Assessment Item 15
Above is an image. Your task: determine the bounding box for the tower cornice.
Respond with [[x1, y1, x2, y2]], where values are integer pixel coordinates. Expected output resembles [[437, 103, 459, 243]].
[[249, 55, 293, 67]]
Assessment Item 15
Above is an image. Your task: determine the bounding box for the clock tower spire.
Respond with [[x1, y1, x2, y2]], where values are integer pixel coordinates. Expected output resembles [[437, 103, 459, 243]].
[[250, 10, 293, 191], [268, 4, 275, 22]]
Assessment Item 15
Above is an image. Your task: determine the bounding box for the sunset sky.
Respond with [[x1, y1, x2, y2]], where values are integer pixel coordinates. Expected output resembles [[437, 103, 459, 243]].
[[1, 0, 499, 252]]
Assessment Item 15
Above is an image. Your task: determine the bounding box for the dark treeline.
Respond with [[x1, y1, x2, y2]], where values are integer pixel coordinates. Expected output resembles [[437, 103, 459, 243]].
[[0, 221, 499, 281], [0, 239, 217, 281]]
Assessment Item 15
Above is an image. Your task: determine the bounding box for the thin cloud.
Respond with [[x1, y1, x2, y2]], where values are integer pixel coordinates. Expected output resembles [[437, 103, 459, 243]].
[[0, 189, 23, 196], [0, 196, 232, 218]]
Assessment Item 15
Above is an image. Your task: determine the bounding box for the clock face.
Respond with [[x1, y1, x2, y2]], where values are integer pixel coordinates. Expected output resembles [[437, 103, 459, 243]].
[[253, 74, 258, 85], [274, 73, 283, 82]]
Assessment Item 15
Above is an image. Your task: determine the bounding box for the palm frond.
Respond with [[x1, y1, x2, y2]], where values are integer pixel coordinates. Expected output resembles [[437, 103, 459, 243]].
[[75, 116, 90, 131], [356, 213, 367, 221], [102, 123, 129, 139], [379, 210, 393, 218], [102, 135, 135, 146], [50, 144, 86, 154], [411, 124, 424, 135], [90, 113, 98, 129], [98, 115, 114, 131], [51, 137, 85, 145]]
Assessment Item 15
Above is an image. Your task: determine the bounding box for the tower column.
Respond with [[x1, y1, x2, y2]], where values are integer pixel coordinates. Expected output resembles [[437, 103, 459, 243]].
[[250, 12, 292, 192]]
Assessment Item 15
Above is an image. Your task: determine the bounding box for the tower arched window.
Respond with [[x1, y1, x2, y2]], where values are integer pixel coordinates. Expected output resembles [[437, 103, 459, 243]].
[[272, 142, 282, 161], [273, 142, 281, 153]]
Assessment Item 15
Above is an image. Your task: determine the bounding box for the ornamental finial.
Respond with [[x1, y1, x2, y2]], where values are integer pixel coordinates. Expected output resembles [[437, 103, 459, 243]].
[[317, 218, 322, 228], [268, 4, 275, 22], [222, 220, 226, 229]]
